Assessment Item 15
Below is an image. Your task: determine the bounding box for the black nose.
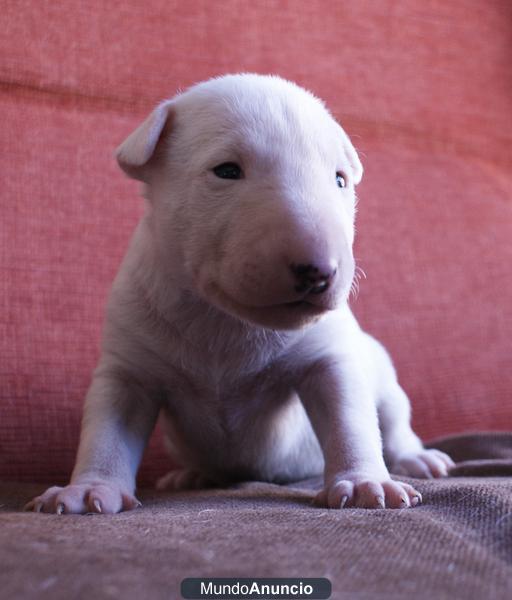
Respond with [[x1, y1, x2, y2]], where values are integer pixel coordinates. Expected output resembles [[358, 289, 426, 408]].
[[290, 262, 337, 295]]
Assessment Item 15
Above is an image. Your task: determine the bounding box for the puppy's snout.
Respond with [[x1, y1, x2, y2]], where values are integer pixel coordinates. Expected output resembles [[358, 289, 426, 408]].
[[290, 262, 337, 295]]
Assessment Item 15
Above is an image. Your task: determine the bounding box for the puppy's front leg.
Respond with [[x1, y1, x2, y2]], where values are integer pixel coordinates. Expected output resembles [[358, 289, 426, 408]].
[[25, 368, 160, 514], [298, 358, 421, 509]]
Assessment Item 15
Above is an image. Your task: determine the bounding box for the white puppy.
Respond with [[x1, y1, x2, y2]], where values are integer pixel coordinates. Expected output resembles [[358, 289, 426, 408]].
[[26, 74, 454, 514]]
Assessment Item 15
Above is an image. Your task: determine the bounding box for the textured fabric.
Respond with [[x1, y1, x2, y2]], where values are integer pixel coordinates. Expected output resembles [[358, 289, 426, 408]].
[[2, 1, 511, 166], [1, 433, 512, 599], [1, 1, 512, 485]]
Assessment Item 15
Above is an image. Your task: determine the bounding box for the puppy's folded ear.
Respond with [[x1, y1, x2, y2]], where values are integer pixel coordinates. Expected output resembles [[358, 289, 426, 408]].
[[345, 142, 363, 186], [116, 100, 174, 181], [338, 126, 363, 185]]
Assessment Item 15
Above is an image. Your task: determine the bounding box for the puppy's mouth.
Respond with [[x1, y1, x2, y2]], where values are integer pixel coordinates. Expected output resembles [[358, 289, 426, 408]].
[[203, 282, 331, 329], [283, 299, 313, 309], [239, 298, 328, 329], [275, 298, 326, 314]]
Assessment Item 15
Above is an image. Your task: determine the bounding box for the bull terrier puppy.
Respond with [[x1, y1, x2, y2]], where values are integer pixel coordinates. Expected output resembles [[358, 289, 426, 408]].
[[26, 74, 454, 514]]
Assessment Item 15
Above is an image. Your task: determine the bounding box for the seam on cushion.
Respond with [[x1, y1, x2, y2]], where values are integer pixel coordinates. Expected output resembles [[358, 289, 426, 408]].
[[1, 80, 511, 170], [0, 80, 148, 115]]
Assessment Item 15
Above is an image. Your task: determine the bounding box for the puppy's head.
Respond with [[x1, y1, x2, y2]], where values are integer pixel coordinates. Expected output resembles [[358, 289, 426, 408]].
[[117, 74, 363, 330]]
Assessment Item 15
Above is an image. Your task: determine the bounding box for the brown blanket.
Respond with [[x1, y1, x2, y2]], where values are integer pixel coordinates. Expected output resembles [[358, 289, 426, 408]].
[[1, 432, 511, 599]]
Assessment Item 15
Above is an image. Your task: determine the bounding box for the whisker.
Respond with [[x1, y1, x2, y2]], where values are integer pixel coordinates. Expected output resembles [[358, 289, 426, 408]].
[[354, 265, 367, 280], [349, 261, 367, 300]]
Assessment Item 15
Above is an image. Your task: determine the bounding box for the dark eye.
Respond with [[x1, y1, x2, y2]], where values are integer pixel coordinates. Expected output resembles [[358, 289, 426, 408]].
[[213, 162, 243, 179], [336, 172, 346, 189]]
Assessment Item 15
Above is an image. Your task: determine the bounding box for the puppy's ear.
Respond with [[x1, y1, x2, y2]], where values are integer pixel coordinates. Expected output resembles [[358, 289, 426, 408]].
[[116, 100, 174, 181], [345, 142, 363, 186], [338, 126, 363, 185]]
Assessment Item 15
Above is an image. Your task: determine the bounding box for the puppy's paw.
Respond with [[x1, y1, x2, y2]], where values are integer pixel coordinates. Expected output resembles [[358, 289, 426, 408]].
[[315, 473, 422, 509], [24, 480, 141, 515], [156, 469, 212, 491], [391, 449, 455, 479]]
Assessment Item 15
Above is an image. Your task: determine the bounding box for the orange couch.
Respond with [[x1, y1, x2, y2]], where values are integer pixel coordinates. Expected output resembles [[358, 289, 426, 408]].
[[1, 1, 511, 488]]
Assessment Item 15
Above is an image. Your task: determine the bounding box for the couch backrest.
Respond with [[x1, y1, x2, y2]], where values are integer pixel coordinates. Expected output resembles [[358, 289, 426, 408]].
[[1, 0, 511, 484]]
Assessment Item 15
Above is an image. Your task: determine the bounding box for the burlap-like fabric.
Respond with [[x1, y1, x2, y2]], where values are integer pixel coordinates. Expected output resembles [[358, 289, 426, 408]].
[[1, 433, 511, 599]]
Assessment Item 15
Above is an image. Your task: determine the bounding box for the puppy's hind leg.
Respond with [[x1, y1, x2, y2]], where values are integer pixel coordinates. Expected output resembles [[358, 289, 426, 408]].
[[155, 411, 217, 492], [378, 383, 455, 479], [156, 469, 215, 492]]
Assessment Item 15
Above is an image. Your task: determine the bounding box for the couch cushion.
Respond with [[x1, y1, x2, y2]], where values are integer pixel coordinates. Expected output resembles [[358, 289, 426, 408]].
[[0, 96, 168, 485], [354, 141, 512, 440], [2, 95, 511, 484], [1, 1, 511, 484]]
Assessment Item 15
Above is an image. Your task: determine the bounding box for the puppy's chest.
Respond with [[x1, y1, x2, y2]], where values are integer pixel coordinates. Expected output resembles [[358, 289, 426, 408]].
[[170, 353, 294, 405], [161, 362, 299, 474], [142, 299, 303, 413], [161, 316, 295, 389], [165, 348, 297, 434]]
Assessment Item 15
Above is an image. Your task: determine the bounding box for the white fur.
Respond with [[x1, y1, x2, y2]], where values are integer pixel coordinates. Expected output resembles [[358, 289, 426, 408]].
[[26, 74, 454, 514]]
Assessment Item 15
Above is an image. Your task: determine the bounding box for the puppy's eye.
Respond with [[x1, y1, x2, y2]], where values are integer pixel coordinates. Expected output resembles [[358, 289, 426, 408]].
[[213, 162, 243, 179], [336, 172, 346, 189]]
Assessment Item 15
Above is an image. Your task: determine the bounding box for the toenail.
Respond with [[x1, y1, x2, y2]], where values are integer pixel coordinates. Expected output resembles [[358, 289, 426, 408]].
[[375, 495, 385, 508]]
